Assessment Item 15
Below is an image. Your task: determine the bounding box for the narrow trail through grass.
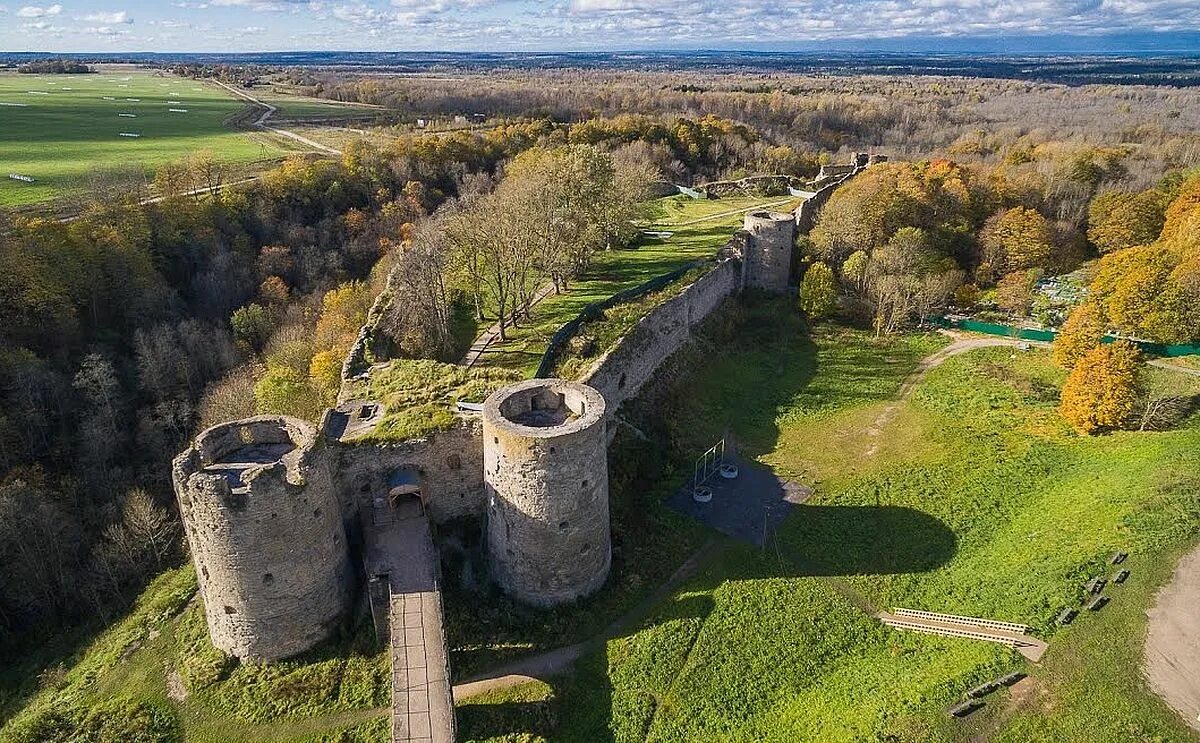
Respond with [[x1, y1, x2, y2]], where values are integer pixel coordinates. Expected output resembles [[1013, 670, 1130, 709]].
[[459, 301, 1200, 743]]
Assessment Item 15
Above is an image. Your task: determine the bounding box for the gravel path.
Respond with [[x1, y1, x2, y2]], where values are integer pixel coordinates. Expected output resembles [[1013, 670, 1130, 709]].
[[210, 79, 343, 156], [1144, 544, 1200, 732]]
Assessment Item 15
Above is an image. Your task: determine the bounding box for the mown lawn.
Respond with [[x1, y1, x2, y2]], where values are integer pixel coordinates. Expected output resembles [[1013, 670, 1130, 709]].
[[459, 299, 1200, 742], [469, 195, 797, 376], [0, 69, 300, 207]]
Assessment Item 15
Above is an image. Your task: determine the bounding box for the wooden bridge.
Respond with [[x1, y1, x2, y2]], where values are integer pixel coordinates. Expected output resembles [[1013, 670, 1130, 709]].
[[364, 499, 456, 743], [879, 608, 1047, 662]]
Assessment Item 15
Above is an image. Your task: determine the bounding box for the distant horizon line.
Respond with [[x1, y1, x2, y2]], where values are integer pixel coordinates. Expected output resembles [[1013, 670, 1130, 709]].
[[3, 47, 1200, 58]]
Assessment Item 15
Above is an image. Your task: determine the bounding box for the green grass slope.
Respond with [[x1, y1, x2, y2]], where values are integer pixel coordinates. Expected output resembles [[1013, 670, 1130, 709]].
[[470, 195, 797, 376], [0, 568, 390, 742], [462, 302, 1200, 743]]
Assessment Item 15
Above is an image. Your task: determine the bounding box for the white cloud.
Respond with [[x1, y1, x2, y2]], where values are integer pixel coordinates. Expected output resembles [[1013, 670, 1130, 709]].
[[16, 3, 61, 17], [80, 10, 131, 23], [210, 0, 311, 10], [82, 24, 129, 35]]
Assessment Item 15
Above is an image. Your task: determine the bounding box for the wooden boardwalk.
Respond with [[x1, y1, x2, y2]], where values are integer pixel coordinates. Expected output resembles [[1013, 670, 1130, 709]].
[[880, 608, 1047, 662], [364, 503, 455, 743]]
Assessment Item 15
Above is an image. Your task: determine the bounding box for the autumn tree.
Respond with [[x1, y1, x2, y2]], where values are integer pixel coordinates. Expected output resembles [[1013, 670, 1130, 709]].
[[865, 227, 963, 334], [798, 262, 837, 319], [383, 218, 454, 358], [979, 207, 1054, 273], [230, 303, 276, 352], [1059, 341, 1142, 435], [1087, 189, 1166, 254], [1052, 302, 1106, 368], [994, 269, 1041, 316]]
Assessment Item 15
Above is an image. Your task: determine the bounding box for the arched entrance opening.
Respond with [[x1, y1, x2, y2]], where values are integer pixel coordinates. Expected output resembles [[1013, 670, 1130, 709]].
[[386, 468, 425, 520]]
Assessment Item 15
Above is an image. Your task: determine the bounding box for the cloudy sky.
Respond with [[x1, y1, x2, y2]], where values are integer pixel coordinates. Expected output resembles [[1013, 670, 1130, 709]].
[[1, 0, 1198, 52]]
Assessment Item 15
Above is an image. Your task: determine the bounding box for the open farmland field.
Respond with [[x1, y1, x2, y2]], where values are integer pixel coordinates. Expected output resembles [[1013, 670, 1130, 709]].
[[0, 69, 297, 207], [247, 84, 386, 123]]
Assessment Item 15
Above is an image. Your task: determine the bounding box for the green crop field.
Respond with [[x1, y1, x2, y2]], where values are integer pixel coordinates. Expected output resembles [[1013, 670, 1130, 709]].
[[459, 299, 1200, 742], [0, 69, 298, 207]]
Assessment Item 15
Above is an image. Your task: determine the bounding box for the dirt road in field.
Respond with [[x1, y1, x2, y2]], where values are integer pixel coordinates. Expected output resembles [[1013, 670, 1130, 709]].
[[210, 79, 343, 156], [1144, 545, 1200, 732], [864, 334, 1039, 456]]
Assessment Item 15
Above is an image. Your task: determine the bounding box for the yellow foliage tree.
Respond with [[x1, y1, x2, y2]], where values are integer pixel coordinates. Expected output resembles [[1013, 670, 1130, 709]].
[[1086, 189, 1166, 254], [1058, 341, 1142, 435], [1052, 302, 1106, 368], [308, 350, 343, 406], [314, 281, 374, 353], [1159, 174, 1200, 255], [979, 206, 1054, 273]]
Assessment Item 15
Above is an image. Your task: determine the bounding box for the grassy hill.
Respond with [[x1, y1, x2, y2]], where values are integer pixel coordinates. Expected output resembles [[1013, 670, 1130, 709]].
[[461, 298, 1200, 742], [0, 568, 389, 742], [5, 297, 1197, 742]]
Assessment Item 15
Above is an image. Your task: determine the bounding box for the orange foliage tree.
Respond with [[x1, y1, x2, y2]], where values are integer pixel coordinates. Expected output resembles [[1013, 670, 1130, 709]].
[[1052, 302, 1106, 368], [1058, 340, 1142, 435]]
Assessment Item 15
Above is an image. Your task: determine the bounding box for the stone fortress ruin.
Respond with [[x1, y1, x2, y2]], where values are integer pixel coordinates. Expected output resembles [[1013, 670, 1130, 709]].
[[171, 154, 878, 742]]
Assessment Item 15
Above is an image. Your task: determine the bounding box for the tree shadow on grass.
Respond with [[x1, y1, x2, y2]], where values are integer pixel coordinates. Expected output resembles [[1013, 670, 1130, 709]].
[[457, 696, 558, 742], [782, 504, 957, 576]]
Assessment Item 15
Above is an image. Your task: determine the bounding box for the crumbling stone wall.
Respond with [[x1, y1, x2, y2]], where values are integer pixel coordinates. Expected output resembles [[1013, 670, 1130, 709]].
[[741, 210, 797, 292], [172, 416, 354, 662], [332, 417, 486, 525], [581, 257, 741, 412], [483, 380, 611, 607], [795, 174, 855, 234]]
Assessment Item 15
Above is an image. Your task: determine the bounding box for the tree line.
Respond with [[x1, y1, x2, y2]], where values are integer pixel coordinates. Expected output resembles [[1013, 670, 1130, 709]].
[[796, 157, 1200, 344]]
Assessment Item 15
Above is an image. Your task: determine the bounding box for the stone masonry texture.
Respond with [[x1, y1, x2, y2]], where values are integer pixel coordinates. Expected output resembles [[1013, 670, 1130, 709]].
[[172, 416, 353, 662], [482, 379, 611, 607]]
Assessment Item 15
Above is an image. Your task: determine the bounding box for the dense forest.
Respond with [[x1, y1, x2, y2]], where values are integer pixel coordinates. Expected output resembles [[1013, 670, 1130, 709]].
[[0, 122, 544, 647], [290, 70, 1200, 185]]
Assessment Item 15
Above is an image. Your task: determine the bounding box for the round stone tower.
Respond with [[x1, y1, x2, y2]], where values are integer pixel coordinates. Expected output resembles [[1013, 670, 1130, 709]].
[[482, 379, 610, 607], [742, 210, 797, 292], [172, 416, 353, 662]]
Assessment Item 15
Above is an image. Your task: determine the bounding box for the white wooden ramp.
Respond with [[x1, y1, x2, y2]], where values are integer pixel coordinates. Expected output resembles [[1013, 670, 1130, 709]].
[[880, 608, 1047, 662]]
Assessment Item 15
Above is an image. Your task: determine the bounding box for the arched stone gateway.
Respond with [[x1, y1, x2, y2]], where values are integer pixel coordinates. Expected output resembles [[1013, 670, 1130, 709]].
[[386, 467, 425, 519]]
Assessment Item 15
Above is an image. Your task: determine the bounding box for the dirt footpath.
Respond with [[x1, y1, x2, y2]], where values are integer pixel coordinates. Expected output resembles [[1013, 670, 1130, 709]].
[[1144, 544, 1200, 732]]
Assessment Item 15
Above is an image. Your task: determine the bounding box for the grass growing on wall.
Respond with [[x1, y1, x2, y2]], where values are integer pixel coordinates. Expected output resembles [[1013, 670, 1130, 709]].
[[472, 195, 787, 377], [458, 300, 1200, 742], [345, 358, 520, 442], [550, 263, 713, 381]]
